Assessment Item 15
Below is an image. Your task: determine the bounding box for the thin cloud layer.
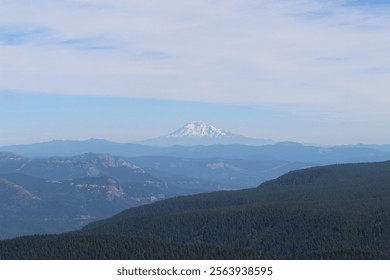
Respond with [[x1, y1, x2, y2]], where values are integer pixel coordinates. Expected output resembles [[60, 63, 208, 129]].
[[1, 0, 389, 114]]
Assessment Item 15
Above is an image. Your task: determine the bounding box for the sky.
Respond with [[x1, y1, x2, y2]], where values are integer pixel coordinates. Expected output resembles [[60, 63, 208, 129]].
[[1, 0, 390, 146]]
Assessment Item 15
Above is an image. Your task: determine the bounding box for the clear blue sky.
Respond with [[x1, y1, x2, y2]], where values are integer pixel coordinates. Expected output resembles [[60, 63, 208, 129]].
[[1, 0, 390, 145]]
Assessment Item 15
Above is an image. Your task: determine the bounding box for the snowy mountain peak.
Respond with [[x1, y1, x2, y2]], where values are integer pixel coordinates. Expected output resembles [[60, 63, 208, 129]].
[[169, 122, 230, 138], [138, 122, 274, 146]]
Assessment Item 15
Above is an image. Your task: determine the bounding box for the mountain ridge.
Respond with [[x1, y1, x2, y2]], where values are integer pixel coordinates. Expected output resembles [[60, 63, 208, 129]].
[[2, 138, 390, 165]]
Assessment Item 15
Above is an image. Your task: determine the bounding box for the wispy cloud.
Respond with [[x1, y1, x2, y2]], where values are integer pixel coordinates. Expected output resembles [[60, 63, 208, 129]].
[[57, 37, 116, 51], [0, 26, 48, 45], [0, 0, 389, 115], [0, 25, 114, 51], [343, 0, 390, 7]]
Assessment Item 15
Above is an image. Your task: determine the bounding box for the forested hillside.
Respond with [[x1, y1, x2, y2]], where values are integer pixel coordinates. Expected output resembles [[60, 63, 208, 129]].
[[0, 234, 263, 260], [82, 161, 390, 259], [1, 161, 390, 259]]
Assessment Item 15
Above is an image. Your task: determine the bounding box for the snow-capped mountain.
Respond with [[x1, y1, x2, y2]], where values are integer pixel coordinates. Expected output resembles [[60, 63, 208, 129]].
[[139, 122, 273, 146], [169, 122, 231, 138]]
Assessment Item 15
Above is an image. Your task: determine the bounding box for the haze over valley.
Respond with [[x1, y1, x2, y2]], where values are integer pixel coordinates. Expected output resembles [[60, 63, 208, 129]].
[[1, 122, 390, 244]]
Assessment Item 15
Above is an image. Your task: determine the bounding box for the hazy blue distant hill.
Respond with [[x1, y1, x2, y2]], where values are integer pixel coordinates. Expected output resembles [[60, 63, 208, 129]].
[[128, 156, 311, 189], [0, 174, 113, 239], [0, 139, 160, 158], [0, 151, 311, 192], [0, 172, 169, 240], [8, 152, 158, 183], [160, 142, 390, 163], [0, 153, 170, 239], [351, 144, 390, 153], [2, 140, 389, 164]]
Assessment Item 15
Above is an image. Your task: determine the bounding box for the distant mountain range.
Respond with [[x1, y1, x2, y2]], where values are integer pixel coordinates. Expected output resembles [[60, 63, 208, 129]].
[[2, 123, 390, 158], [0, 138, 155, 157], [1, 139, 390, 165]]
